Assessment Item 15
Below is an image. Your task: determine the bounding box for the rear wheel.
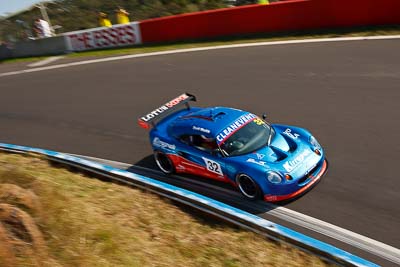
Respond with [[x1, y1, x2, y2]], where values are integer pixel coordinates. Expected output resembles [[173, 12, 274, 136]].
[[236, 174, 261, 200], [154, 151, 175, 174]]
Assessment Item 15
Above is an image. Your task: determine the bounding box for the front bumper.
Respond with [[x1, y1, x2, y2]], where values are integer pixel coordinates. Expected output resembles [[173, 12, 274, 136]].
[[264, 159, 328, 202]]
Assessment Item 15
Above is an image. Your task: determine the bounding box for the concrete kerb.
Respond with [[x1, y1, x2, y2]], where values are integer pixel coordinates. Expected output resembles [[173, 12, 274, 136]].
[[0, 142, 377, 267]]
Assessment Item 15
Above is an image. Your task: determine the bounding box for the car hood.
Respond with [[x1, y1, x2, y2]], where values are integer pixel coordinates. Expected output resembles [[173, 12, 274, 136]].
[[244, 130, 322, 177], [246, 131, 293, 163]]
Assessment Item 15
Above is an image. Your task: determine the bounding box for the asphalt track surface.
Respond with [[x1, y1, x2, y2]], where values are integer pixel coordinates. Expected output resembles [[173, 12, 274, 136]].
[[1, 39, 399, 266]]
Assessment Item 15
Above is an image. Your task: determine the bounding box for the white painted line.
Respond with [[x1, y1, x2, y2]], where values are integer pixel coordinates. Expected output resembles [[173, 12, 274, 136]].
[[69, 153, 400, 265], [1, 35, 400, 78], [27, 56, 65, 67]]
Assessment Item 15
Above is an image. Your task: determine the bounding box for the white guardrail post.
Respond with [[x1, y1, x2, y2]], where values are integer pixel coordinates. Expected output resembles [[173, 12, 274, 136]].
[[0, 142, 378, 267]]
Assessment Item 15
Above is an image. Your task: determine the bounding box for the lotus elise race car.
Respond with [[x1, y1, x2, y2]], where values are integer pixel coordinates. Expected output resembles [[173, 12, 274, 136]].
[[138, 93, 327, 202]]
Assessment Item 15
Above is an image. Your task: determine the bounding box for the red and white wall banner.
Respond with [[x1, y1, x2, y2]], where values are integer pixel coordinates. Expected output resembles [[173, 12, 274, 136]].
[[64, 22, 142, 52]]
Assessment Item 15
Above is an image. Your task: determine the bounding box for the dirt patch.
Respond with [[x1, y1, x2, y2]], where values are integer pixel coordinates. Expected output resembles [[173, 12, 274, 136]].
[[0, 204, 46, 262], [0, 223, 16, 267], [0, 184, 41, 214], [0, 182, 59, 266]]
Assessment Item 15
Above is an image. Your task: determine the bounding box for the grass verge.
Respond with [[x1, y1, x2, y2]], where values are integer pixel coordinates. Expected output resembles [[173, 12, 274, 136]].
[[2, 25, 400, 64], [0, 152, 332, 267]]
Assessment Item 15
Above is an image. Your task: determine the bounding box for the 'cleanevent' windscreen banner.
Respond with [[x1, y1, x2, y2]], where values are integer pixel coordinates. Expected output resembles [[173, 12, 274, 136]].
[[64, 22, 142, 52]]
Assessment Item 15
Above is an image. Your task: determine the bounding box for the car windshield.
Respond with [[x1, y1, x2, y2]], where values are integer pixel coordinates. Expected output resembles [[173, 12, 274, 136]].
[[219, 119, 273, 157]]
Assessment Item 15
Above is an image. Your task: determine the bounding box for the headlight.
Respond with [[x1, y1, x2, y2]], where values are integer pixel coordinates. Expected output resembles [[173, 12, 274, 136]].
[[267, 171, 282, 184], [309, 136, 321, 149]]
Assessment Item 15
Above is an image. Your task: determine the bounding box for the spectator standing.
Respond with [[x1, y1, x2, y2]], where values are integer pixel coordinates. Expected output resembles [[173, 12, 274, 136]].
[[34, 18, 52, 38], [40, 19, 52, 37], [116, 8, 130, 24], [98, 12, 112, 27], [33, 18, 44, 38], [258, 0, 269, 4]]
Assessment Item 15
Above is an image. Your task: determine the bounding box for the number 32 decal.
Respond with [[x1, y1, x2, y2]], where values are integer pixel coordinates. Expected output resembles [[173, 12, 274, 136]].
[[202, 157, 223, 176]]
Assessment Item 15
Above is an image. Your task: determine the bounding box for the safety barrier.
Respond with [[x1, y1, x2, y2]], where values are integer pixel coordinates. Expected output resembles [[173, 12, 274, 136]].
[[0, 142, 377, 267], [64, 22, 142, 52], [140, 0, 318, 43], [140, 0, 400, 43], [2, 0, 399, 58], [7, 36, 68, 58]]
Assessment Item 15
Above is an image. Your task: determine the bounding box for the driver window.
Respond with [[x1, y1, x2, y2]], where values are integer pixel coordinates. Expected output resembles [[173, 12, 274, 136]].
[[179, 134, 218, 153], [178, 134, 192, 145]]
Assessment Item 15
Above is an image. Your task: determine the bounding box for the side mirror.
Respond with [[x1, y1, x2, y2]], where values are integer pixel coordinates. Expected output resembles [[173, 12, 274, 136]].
[[262, 113, 267, 120]]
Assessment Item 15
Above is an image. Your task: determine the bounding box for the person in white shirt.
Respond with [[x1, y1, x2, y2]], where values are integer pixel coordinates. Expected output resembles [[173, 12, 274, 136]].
[[39, 19, 52, 37], [34, 18, 52, 38]]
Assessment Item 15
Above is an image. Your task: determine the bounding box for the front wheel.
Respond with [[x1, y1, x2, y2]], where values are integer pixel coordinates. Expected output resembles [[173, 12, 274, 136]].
[[236, 174, 261, 200], [154, 151, 175, 174]]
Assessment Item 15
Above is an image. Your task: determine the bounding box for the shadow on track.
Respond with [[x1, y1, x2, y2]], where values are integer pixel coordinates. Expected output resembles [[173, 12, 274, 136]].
[[128, 155, 309, 215]]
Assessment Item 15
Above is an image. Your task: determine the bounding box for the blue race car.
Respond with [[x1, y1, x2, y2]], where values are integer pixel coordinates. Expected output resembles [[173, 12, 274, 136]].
[[138, 93, 327, 202]]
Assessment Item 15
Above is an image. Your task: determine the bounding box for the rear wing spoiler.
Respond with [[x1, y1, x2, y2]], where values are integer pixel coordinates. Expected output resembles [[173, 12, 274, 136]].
[[138, 93, 196, 129]]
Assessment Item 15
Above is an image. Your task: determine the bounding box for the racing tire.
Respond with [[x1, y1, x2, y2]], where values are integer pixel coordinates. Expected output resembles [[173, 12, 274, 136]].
[[236, 174, 261, 201], [154, 151, 175, 174]]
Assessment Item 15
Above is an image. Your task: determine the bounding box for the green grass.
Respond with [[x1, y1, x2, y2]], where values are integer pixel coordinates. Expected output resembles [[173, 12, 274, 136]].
[[2, 25, 399, 64], [0, 152, 333, 267]]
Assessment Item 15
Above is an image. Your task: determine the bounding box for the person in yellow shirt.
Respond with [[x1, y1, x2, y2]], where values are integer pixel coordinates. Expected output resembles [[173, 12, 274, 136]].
[[98, 12, 112, 27], [116, 8, 130, 25], [258, 0, 269, 4]]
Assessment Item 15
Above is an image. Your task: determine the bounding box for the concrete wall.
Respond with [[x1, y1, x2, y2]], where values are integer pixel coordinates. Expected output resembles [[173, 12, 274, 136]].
[[63, 22, 142, 52], [0, 44, 13, 60], [11, 35, 68, 58], [140, 0, 400, 44], [0, 36, 68, 60]]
